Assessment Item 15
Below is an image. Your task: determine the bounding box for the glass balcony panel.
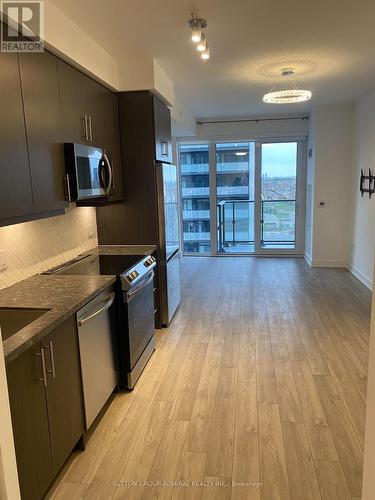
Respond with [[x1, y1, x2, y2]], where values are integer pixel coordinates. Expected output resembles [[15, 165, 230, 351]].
[[182, 209, 210, 220], [181, 163, 209, 174], [182, 186, 210, 197], [261, 200, 296, 247], [217, 201, 255, 254]]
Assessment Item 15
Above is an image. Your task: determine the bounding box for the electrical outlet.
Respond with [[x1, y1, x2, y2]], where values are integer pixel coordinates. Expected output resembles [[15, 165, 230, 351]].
[[88, 224, 96, 239], [0, 250, 8, 271]]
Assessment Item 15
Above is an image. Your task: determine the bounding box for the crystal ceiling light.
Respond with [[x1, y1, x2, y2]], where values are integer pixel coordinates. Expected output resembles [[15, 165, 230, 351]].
[[263, 69, 312, 104]]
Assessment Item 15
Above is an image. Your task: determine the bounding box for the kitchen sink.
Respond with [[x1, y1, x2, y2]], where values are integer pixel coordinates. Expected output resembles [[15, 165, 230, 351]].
[[0, 307, 50, 341]]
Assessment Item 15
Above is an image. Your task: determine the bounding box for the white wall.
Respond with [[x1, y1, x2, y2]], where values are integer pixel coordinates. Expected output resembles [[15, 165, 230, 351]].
[[349, 88, 375, 289], [171, 95, 197, 137], [305, 111, 316, 263], [0, 206, 98, 290], [306, 104, 354, 267], [44, 1, 120, 88], [185, 115, 309, 141]]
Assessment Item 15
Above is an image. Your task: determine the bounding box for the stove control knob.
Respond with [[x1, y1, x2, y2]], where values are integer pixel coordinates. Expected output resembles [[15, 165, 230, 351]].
[[144, 256, 155, 267]]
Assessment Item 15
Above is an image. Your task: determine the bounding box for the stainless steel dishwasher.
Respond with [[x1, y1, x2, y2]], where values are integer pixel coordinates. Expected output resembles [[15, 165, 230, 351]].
[[76, 286, 118, 429]]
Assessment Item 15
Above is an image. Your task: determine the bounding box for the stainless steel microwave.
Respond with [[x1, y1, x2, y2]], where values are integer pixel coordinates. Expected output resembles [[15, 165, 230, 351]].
[[64, 143, 115, 202]]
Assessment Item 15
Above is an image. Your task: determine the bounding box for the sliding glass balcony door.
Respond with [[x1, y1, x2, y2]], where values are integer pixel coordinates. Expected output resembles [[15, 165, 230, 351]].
[[216, 142, 255, 253], [178, 139, 306, 255], [259, 142, 301, 253]]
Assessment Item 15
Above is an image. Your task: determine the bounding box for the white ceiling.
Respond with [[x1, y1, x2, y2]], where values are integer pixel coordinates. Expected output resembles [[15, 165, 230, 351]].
[[51, 0, 375, 118]]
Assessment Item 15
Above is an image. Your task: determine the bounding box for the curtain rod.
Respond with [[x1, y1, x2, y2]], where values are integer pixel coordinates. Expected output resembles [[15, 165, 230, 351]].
[[197, 116, 309, 125]]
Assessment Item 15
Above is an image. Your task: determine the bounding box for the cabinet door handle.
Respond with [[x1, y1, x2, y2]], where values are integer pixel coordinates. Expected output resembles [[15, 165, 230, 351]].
[[161, 141, 169, 156], [37, 348, 48, 387], [65, 173, 72, 202], [88, 116, 93, 142], [81, 115, 88, 140], [45, 340, 56, 379]]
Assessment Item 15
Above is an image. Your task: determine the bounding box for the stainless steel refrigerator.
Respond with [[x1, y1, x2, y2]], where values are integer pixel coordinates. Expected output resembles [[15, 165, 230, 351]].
[[156, 162, 181, 325]]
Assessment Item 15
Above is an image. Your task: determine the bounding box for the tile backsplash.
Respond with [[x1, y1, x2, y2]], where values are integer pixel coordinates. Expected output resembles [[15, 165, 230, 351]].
[[0, 206, 98, 290]]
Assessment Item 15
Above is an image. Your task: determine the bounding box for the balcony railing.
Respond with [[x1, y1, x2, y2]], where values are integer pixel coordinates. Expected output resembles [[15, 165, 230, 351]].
[[217, 186, 249, 196], [183, 209, 210, 220], [182, 187, 209, 197], [181, 162, 249, 174], [182, 186, 248, 198], [261, 200, 296, 244], [217, 199, 296, 252], [217, 162, 250, 173], [181, 163, 209, 174], [183, 231, 211, 241], [217, 200, 255, 252]]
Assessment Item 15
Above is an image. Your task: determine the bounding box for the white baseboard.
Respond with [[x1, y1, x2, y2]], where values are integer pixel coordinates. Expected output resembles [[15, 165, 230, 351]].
[[302, 254, 372, 291], [310, 260, 348, 268], [347, 263, 373, 291]]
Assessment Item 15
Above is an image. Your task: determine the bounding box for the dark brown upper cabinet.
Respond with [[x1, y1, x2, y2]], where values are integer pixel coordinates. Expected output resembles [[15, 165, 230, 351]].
[[57, 60, 102, 145], [6, 316, 84, 500], [153, 94, 172, 164], [98, 87, 123, 202], [19, 52, 68, 213], [0, 51, 34, 220]]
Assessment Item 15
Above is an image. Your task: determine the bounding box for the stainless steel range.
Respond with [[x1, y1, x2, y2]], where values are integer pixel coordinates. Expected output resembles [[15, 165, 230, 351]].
[[44, 252, 157, 390]]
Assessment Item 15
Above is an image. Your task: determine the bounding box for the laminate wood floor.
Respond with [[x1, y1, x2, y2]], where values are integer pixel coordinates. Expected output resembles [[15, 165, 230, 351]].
[[49, 257, 371, 500]]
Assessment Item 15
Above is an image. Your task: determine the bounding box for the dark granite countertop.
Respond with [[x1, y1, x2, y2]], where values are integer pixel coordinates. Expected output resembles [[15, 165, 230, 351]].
[[88, 244, 157, 256], [1, 274, 116, 364]]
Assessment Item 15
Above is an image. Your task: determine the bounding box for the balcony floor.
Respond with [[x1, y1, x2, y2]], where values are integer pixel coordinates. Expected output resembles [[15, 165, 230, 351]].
[[219, 243, 295, 253], [219, 243, 255, 253]]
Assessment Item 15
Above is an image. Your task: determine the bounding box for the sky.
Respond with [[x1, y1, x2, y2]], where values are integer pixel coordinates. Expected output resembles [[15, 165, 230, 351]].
[[181, 142, 298, 178], [261, 143, 297, 178]]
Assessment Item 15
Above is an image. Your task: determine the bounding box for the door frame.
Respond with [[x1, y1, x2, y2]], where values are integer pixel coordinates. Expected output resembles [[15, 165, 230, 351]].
[[177, 136, 307, 257]]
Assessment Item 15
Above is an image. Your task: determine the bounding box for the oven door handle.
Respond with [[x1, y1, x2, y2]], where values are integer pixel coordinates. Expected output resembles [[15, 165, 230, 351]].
[[103, 153, 113, 195], [78, 292, 115, 326], [126, 273, 154, 301]]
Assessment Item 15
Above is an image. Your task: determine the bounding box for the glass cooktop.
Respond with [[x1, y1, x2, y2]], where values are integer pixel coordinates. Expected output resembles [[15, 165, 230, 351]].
[[50, 254, 145, 276]]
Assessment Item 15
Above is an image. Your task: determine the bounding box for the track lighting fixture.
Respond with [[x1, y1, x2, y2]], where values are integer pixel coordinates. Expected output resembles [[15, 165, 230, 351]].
[[189, 13, 210, 61]]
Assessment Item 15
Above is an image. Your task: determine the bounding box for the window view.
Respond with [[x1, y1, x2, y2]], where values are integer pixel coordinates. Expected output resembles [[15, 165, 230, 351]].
[[261, 142, 297, 248], [180, 144, 211, 253], [179, 140, 302, 255], [216, 143, 255, 253]]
